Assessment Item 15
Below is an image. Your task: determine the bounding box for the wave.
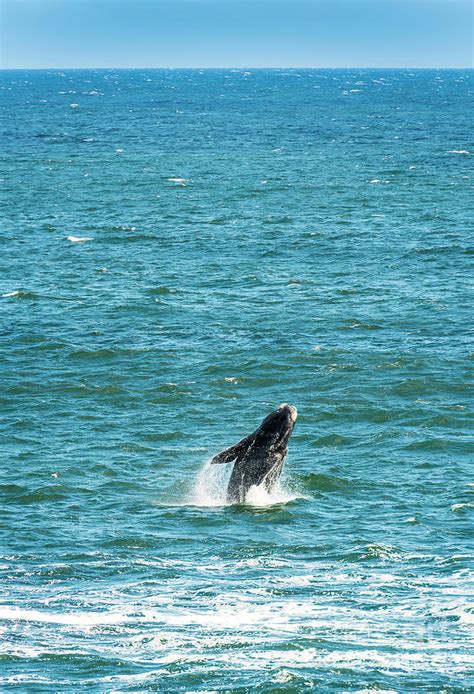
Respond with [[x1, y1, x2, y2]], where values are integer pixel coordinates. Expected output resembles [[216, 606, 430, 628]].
[[451, 502, 474, 513], [146, 286, 177, 296], [1, 290, 37, 300], [1, 483, 96, 504], [167, 177, 190, 185], [301, 472, 352, 492], [312, 434, 352, 447], [1, 485, 66, 503], [345, 543, 403, 562]]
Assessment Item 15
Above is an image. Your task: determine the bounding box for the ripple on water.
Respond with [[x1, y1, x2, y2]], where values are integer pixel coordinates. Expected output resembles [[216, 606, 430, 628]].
[[1, 68, 472, 692]]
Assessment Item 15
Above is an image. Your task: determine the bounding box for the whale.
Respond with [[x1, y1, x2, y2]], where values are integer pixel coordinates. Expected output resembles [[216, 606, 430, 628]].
[[211, 403, 297, 503]]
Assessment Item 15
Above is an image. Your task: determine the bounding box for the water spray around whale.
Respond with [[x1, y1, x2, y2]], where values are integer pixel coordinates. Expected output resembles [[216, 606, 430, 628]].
[[210, 403, 297, 503]]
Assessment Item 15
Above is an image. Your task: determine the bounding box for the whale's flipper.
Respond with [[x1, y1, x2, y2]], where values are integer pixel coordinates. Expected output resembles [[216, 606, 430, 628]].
[[210, 434, 254, 465]]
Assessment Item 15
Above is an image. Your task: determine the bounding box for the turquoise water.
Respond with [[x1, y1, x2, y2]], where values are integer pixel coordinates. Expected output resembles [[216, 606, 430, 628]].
[[1, 69, 473, 692]]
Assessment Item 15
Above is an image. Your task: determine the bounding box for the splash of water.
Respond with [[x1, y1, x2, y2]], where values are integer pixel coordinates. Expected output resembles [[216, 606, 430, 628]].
[[189, 460, 230, 506], [245, 483, 299, 506], [189, 461, 301, 507]]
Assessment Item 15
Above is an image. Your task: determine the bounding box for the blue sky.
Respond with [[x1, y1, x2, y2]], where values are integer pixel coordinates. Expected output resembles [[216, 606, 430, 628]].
[[1, 0, 472, 68]]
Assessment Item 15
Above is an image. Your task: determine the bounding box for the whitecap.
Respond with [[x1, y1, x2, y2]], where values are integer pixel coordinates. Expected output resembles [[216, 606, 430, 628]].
[[451, 502, 474, 512], [447, 150, 470, 155], [67, 235, 93, 243], [2, 290, 19, 297], [274, 670, 294, 684]]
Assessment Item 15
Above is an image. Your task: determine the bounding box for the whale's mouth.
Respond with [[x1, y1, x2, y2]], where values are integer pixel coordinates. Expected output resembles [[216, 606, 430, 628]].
[[278, 403, 298, 423]]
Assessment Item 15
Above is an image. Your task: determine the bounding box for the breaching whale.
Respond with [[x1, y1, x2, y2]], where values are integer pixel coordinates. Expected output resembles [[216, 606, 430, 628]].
[[211, 403, 297, 503]]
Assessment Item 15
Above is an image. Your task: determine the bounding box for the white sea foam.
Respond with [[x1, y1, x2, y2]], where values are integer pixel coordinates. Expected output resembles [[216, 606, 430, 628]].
[[1, 675, 53, 685], [2, 291, 19, 297], [453, 604, 474, 624], [2, 563, 473, 681], [447, 150, 470, 155], [0, 606, 125, 626], [67, 235, 93, 243], [167, 177, 190, 184], [275, 574, 313, 586]]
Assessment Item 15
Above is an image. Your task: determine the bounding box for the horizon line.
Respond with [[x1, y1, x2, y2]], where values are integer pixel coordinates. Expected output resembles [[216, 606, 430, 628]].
[[1, 65, 473, 71]]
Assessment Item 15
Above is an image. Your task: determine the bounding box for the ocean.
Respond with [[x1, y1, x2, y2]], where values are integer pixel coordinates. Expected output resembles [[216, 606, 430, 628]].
[[1, 68, 473, 692]]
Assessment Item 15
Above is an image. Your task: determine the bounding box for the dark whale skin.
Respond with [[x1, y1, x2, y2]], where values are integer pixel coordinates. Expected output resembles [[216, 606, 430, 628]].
[[211, 403, 297, 503]]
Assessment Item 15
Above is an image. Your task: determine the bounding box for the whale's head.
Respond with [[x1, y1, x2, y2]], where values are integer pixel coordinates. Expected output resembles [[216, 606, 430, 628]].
[[254, 403, 297, 450]]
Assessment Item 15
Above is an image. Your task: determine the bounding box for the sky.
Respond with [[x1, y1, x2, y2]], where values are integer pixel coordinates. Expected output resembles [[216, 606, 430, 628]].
[[0, 0, 472, 69]]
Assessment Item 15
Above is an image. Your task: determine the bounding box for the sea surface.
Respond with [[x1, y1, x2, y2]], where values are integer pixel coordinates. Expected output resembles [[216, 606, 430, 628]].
[[1, 69, 473, 692]]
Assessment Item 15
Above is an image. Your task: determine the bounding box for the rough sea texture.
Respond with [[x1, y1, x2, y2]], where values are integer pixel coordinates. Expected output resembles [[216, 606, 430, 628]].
[[1, 69, 473, 692]]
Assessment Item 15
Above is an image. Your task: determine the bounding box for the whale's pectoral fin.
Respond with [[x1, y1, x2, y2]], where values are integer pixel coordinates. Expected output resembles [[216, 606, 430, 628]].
[[210, 434, 254, 464]]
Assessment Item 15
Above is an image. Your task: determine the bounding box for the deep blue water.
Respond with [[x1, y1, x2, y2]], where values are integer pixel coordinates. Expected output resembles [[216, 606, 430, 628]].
[[1, 68, 473, 692]]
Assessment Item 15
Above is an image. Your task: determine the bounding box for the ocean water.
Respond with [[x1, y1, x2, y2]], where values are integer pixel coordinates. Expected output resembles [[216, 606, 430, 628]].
[[1, 69, 473, 692]]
